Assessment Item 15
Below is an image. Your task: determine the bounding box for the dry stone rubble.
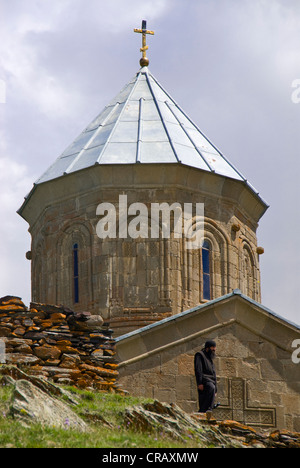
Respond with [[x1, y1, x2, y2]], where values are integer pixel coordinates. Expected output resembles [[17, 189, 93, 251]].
[[0, 295, 119, 391]]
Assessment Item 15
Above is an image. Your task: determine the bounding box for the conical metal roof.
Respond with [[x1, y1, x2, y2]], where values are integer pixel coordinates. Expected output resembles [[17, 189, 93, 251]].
[[36, 67, 254, 189]]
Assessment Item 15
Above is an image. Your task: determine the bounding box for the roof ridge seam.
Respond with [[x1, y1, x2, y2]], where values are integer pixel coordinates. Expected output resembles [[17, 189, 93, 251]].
[[145, 72, 181, 163], [136, 97, 144, 163], [64, 102, 122, 174], [96, 71, 143, 164], [164, 100, 214, 172]]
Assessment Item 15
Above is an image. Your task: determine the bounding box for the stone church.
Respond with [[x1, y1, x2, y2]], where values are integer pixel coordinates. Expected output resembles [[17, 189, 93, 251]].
[[18, 24, 300, 430]]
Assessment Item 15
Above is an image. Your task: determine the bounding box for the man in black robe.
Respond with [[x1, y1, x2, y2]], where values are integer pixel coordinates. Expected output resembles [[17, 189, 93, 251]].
[[194, 340, 217, 419]]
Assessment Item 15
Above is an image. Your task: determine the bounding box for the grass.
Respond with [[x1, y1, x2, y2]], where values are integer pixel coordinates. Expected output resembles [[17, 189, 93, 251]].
[[0, 383, 205, 448]]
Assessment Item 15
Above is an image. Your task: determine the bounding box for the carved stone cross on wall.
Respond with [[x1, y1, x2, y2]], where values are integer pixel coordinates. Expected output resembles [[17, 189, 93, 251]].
[[214, 378, 276, 428]]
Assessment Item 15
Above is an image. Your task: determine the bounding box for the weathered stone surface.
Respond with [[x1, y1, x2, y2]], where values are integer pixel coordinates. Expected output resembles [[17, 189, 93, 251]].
[[50, 313, 66, 322], [124, 400, 245, 447], [59, 353, 81, 369], [79, 363, 118, 378], [0, 365, 77, 402], [0, 296, 24, 306], [68, 314, 104, 331], [0, 326, 11, 336], [10, 379, 87, 431], [33, 345, 61, 360], [6, 354, 40, 366]]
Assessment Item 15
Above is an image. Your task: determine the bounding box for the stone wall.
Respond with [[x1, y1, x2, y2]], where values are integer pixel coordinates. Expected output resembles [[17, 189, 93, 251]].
[[116, 292, 300, 431], [0, 295, 119, 391]]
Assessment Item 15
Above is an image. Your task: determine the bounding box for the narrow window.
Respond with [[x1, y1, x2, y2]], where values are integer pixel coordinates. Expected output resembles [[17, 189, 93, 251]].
[[73, 243, 79, 303], [202, 240, 211, 300]]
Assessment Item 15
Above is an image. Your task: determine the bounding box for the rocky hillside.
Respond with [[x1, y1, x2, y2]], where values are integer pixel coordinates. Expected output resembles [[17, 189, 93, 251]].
[[0, 364, 299, 448]]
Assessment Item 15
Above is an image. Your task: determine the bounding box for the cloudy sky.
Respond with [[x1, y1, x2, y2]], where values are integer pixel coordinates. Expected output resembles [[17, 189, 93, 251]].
[[0, 0, 299, 325]]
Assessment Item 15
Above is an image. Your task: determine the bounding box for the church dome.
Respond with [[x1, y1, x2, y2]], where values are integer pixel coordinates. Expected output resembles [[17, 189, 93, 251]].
[[35, 66, 263, 207]]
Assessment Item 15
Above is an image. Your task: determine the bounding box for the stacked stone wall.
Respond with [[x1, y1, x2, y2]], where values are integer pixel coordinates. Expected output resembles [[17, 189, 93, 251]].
[[0, 295, 119, 391]]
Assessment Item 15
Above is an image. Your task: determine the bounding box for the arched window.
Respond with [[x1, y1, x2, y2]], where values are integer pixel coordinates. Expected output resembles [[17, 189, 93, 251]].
[[57, 223, 93, 310], [202, 240, 211, 300], [242, 244, 255, 299], [73, 243, 79, 304]]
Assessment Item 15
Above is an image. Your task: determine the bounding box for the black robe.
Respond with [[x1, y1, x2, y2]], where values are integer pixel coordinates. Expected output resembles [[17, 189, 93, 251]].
[[194, 349, 217, 389], [194, 349, 217, 412]]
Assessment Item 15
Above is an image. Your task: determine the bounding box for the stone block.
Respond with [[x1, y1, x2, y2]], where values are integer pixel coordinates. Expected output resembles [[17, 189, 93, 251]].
[[153, 387, 176, 404], [236, 359, 261, 380], [34, 345, 62, 361], [177, 353, 194, 376], [260, 359, 284, 381], [175, 374, 192, 400], [218, 357, 238, 377]]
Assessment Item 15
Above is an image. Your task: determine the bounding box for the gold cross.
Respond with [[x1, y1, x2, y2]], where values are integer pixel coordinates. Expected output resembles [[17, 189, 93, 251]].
[[134, 20, 154, 67]]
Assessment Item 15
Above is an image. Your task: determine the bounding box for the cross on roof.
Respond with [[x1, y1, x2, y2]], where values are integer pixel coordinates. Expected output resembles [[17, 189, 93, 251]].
[[134, 20, 154, 67]]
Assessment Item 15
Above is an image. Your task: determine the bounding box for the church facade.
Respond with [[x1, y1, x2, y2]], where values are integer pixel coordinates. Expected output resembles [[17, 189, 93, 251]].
[[18, 65, 268, 336]]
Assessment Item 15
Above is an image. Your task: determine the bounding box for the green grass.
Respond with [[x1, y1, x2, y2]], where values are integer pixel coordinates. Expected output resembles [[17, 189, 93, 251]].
[[0, 384, 204, 448]]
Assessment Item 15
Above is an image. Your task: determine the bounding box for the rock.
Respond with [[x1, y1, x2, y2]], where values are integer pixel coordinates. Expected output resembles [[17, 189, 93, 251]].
[[6, 354, 40, 366], [14, 343, 33, 354], [10, 379, 88, 431], [0, 365, 78, 403], [218, 420, 258, 436], [41, 366, 80, 378], [39, 320, 53, 329], [34, 345, 61, 360], [30, 302, 65, 315], [56, 340, 72, 347], [13, 327, 26, 336], [68, 314, 104, 331], [268, 429, 300, 448], [124, 400, 242, 447], [6, 338, 33, 348], [90, 349, 104, 363], [0, 296, 24, 306], [50, 313, 66, 322], [22, 318, 34, 327], [0, 326, 11, 336], [74, 311, 91, 321], [57, 345, 79, 354], [86, 315, 104, 328], [0, 304, 26, 312], [23, 331, 45, 340], [79, 363, 118, 378], [0, 374, 15, 386], [59, 353, 81, 369]]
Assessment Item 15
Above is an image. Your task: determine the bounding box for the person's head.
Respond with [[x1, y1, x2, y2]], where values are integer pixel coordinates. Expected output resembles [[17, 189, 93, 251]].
[[204, 340, 216, 358]]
